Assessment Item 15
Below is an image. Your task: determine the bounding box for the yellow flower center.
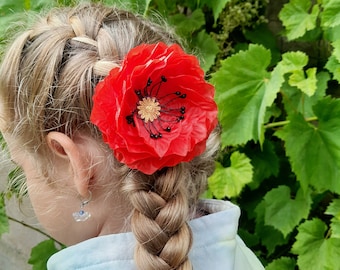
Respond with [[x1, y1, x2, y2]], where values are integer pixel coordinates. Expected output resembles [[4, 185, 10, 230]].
[[137, 97, 161, 123]]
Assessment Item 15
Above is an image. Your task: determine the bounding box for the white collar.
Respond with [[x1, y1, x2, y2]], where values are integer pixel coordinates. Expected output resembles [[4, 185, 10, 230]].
[[48, 199, 241, 269]]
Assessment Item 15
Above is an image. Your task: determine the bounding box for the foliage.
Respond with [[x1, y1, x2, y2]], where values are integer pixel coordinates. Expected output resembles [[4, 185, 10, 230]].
[[0, 195, 9, 236], [1, 0, 340, 269], [28, 240, 62, 270]]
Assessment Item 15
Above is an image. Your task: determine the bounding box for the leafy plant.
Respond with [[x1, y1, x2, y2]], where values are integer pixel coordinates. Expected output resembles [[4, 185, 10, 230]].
[[1, 0, 340, 269]]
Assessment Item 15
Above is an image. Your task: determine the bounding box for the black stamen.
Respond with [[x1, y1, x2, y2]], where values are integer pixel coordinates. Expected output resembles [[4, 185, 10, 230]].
[[126, 115, 135, 126], [135, 90, 143, 100], [130, 76, 187, 140], [178, 115, 185, 122]]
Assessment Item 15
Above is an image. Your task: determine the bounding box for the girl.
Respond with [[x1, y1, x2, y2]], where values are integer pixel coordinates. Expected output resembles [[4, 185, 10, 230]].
[[0, 3, 264, 270]]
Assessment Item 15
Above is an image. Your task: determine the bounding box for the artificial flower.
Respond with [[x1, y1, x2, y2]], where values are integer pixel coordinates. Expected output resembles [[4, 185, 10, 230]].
[[91, 42, 217, 175]]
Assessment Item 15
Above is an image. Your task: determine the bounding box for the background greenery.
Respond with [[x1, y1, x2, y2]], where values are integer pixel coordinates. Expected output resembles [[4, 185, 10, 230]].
[[1, 0, 340, 269]]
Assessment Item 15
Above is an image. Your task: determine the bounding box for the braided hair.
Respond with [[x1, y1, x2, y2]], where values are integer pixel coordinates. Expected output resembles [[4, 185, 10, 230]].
[[0, 3, 220, 269]]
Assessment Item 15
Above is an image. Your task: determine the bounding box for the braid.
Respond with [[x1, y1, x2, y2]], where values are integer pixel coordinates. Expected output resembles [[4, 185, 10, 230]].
[[1, 3, 213, 269], [123, 165, 193, 270]]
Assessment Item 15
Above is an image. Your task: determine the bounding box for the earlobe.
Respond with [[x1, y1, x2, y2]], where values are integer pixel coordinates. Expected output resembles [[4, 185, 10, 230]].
[[46, 132, 92, 197]]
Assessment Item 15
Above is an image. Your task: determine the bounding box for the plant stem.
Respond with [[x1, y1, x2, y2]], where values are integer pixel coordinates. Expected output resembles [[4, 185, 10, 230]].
[[7, 216, 63, 246], [265, 116, 318, 129]]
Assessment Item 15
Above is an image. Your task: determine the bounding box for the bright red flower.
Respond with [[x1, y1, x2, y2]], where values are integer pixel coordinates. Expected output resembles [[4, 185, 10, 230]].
[[90, 42, 218, 175]]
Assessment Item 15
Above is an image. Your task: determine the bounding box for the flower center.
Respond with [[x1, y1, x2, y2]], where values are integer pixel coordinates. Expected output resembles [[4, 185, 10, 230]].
[[126, 76, 186, 139], [137, 97, 161, 123]]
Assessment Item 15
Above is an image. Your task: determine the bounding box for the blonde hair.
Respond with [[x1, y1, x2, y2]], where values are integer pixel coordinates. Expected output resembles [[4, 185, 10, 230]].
[[0, 3, 220, 269]]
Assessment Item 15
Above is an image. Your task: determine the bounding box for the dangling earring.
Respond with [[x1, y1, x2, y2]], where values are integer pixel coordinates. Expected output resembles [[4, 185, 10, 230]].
[[72, 190, 92, 222]]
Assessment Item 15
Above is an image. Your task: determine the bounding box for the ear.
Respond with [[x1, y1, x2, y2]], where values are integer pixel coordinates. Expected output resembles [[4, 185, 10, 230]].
[[46, 132, 92, 198]]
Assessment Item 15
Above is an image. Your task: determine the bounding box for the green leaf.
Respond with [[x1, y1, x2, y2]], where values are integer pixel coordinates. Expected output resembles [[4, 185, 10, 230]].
[[191, 30, 219, 73], [210, 44, 271, 146], [0, 132, 7, 153], [325, 199, 340, 238], [281, 71, 329, 118], [28, 239, 60, 270], [103, 0, 151, 15], [332, 40, 340, 62], [263, 186, 312, 237], [325, 55, 340, 83], [324, 24, 340, 42], [0, 0, 25, 11], [266, 257, 296, 270], [280, 51, 309, 73], [255, 200, 288, 254], [276, 97, 340, 193], [237, 228, 260, 247], [0, 195, 9, 237], [7, 166, 26, 199], [321, 0, 340, 28], [292, 218, 340, 270], [208, 151, 253, 198], [168, 9, 205, 37], [288, 67, 317, 96], [211, 46, 310, 146], [325, 40, 340, 83], [244, 24, 281, 66], [244, 140, 279, 189], [279, 0, 319, 40], [201, 0, 231, 22]]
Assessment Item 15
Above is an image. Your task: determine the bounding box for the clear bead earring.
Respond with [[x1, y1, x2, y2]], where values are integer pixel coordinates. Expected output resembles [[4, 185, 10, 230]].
[[72, 190, 92, 222]]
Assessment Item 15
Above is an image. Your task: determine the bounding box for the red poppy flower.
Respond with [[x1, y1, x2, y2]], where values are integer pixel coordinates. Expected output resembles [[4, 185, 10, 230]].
[[90, 42, 217, 175]]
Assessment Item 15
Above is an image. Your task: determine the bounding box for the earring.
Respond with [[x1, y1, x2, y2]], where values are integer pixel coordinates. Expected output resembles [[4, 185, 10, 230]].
[[72, 190, 92, 222]]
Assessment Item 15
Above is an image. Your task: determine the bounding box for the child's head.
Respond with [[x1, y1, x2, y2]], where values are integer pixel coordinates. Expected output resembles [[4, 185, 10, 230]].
[[0, 3, 219, 269]]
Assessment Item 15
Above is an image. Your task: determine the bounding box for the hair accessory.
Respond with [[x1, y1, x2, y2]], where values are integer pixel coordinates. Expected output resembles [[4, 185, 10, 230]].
[[72, 191, 92, 222], [90, 42, 218, 175]]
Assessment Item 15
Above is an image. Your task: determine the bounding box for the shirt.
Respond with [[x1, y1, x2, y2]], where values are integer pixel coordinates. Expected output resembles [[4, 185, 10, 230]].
[[47, 199, 264, 270]]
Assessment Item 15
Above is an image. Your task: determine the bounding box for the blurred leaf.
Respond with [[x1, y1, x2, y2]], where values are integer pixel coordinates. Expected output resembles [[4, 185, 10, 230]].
[[201, 0, 231, 22], [191, 30, 219, 72], [168, 9, 205, 37], [104, 0, 151, 15], [324, 24, 340, 41], [279, 0, 319, 40], [244, 140, 279, 189], [325, 55, 340, 83], [325, 199, 340, 238], [0, 195, 9, 237], [332, 40, 340, 62], [266, 257, 296, 270], [321, 0, 340, 28], [28, 240, 60, 270], [280, 51, 309, 72], [237, 228, 260, 247]]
